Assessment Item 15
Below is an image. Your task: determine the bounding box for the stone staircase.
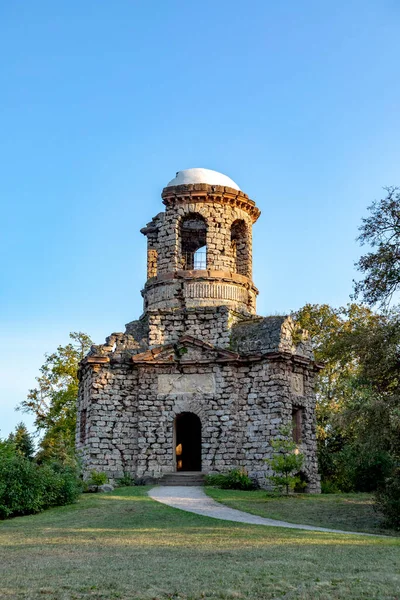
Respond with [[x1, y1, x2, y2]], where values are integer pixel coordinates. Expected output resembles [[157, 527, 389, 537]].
[[158, 472, 206, 486]]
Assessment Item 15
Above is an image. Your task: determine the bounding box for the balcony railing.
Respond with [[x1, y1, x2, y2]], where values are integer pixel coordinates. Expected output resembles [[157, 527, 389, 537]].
[[182, 251, 207, 270]]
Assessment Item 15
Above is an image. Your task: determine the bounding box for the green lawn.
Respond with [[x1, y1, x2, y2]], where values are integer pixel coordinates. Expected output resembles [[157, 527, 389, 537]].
[[205, 488, 399, 537], [0, 487, 399, 600]]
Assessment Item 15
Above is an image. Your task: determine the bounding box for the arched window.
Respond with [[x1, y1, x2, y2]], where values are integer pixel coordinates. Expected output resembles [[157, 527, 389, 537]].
[[231, 219, 249, 275], [180, 214, 207, 270]]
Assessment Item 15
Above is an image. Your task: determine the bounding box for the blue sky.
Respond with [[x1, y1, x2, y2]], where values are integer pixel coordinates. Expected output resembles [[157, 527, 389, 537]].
[[1, 1, 400, 438]]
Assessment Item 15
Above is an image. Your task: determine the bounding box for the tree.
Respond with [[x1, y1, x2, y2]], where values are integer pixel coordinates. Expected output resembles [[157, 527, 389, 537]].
[[293, 303, 390, 491], [8, 422, 35, 459], [354, 186, 400, 306], [333, 307, 400, 459], [293, 303, 377, 441], [265, 425, 305, 495], [0, 437, 16, 460], [18, 332, 92, 463]]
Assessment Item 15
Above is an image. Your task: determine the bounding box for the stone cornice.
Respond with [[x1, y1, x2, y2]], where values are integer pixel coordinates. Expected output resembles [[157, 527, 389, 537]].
[[161, 183, 261, 223], [83, 356, 110, 365], [79, 349, 321, 371]]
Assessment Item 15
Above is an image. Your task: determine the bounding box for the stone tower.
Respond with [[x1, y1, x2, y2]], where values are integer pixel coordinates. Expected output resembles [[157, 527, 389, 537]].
[[77, 168, 320, 491]]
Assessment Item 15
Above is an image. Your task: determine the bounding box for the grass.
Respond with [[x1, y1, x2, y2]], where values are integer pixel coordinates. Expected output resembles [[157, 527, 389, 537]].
[[0, 486, 398, 600], [205, 488, 399, 537]]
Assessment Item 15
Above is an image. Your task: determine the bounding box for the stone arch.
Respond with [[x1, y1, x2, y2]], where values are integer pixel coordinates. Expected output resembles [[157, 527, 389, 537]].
[[231, 219, 250, 276], [170, 396, 207, 423], [179, 213, 207, 270]]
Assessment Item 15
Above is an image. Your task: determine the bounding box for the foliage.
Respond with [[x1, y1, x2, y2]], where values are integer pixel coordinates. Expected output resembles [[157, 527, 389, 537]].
[[0, 453, 81, 519], [87, 470, 108, 490], [0, 455, 43, 519], [116, 473, 134, 487], [133, 477, 147, 486], [353, 186, 400, 306], [39, 462, 82, 508], [205, 468, 255, 490], [264, 425, 305, 495], [320, 480, 340, 494], [293, 303, 399, 495], [0, 437, 16, 460], [375, 467, 400, 530], [7, 422, 35, 459], [18, 332, 92, 463]]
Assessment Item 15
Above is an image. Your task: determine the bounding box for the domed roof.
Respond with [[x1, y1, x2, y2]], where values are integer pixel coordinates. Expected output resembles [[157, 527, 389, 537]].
[[166, 168, 241, 191]]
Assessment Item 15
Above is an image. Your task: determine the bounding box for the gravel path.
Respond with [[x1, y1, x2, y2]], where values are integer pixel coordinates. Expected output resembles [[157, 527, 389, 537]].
[[148, 486, 379, 536]]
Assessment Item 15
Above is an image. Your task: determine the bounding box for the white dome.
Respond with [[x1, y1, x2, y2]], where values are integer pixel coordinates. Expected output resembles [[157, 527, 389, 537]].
[[166, 168, 241, 191]]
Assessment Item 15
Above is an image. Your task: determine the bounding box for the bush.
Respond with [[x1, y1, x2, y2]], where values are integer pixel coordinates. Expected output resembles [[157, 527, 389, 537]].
[[40, 462, 82, 507], [0, 455, 43, 518], [0, 455, 82, 519], [87, 470, 108, 488], [375, 467, 400, 530], [320, 480, 341, 494], [116, 473, 134, 487], [205, 468, 255, 490], [318, 441, 394, 493]]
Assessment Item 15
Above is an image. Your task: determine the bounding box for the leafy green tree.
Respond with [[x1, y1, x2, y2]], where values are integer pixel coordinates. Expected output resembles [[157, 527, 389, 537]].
[[18, 332, 92, 463], [265, 425, 305, 495], [333, 308, 400, 460], [293, 304, 377, 442], [0, 437, 16, 460], [354, 186, 400, 306], [8, 422, 35, 459], [293, 303, 389, 491]]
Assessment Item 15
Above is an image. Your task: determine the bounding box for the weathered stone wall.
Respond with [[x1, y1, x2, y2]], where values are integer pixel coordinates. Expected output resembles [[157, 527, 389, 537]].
[[146, 306, 252, 349], [77, 361, 139, 480], [77, 339, 320, 491]]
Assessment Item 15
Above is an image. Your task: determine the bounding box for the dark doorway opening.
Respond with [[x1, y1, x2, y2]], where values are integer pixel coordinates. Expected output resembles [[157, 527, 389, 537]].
[[175, 412, 202, 472]]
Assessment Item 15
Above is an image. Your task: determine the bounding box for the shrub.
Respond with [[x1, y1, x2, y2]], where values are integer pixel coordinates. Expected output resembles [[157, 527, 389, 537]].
[[320, 480, 340, 494], [0, 455, 43, 519], [0, 455, 81, 519], [375, 467, 400, 530], [86, 470, 108, 491], [319, 442, 394, 493], [205, 468, 255, 490], [116, 473, 134, 487], [133, 477, 147, 486], [40, 462, 82, 507]]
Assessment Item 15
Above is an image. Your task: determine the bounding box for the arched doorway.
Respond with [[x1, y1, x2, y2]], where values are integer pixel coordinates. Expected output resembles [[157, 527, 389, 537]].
[[175, 412, 202, 471]]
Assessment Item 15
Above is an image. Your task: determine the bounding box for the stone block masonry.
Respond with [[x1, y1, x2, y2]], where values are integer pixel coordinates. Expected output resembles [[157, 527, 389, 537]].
[[77, 168, 321, 492]]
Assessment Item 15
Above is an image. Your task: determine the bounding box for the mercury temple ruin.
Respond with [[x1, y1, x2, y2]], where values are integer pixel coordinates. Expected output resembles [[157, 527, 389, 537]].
[[77, 168, 321, 491]]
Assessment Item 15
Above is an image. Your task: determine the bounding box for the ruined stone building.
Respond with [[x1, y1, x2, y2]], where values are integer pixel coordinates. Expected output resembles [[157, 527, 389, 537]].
[[77, 168, 320, 491]]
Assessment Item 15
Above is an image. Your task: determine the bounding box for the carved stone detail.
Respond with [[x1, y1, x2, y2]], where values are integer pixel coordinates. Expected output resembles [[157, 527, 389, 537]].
[[158, 374, 215, 395], [291, 373, 304, 396]]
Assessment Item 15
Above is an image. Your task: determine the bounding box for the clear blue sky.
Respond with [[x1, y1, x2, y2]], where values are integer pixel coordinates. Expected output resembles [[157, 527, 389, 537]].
[[1, 1, 399, 438]]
